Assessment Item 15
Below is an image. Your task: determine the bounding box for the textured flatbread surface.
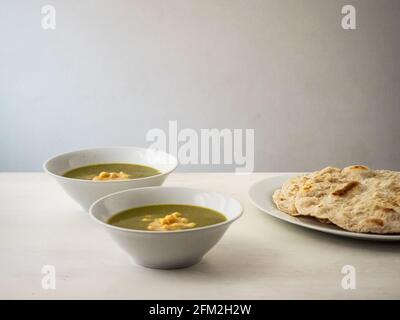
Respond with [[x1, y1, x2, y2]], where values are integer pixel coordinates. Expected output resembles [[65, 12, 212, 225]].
[[294, 166, 342, 221], [326, 169, 400, 234], [272, 165, 400, 234], [272, 174, 310, 216]]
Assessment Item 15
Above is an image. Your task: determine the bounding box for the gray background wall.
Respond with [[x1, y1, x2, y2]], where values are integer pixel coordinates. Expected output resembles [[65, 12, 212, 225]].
[[1, 0, 399, 172]]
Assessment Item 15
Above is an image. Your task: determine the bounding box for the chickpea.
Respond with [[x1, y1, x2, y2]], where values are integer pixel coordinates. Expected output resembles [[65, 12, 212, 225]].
[[146, 212, 196, 231]]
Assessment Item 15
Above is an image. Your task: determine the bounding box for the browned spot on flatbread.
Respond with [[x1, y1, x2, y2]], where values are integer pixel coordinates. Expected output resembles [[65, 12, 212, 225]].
[[332, 181, 359, 196], [365, 218, 384, 227], [348, 165, 369, 170]]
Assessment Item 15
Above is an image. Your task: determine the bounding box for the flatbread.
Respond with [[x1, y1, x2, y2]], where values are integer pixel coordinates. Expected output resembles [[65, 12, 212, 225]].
[[294, 166, 342, 221], [272, 165, 400, 234], [325, 169, 400, 234], [272, 174, 310, 216]]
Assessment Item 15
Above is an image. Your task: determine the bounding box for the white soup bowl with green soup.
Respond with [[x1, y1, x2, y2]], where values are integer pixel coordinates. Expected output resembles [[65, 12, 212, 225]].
[[43, 147, 178, 211], [89, 187, 243, 269]]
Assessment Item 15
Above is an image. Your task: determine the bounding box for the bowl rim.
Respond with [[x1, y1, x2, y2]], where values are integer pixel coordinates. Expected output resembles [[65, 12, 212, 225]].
[[42, 146, 178, 184], [89, 186, 244, 234]]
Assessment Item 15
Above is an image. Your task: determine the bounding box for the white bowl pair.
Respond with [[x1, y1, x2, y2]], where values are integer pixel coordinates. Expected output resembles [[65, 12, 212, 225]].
[[44, 147, 243, 269]]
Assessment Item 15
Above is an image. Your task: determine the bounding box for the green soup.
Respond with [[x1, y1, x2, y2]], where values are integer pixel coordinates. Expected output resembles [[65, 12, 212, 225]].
[[108, 204, 227, 231], [63, 163, 160, 180]]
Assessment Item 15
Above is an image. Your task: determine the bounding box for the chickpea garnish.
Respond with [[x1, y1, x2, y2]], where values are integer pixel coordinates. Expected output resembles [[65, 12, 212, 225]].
[[147, 212, 196, 231], [92, 171, 131, 181]]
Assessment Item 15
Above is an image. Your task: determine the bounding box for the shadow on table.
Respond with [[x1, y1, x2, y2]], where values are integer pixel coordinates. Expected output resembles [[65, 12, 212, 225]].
[[259, 212, 400, 254], [142, 237, 278, 282]]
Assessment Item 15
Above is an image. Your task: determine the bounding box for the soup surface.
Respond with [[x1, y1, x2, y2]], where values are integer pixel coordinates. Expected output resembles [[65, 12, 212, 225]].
[[107, 204, 227, 231], [63, 163, 160, 180]]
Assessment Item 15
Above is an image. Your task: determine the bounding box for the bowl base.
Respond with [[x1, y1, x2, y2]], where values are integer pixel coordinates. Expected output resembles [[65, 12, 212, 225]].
[[130, 257, 202, 270]]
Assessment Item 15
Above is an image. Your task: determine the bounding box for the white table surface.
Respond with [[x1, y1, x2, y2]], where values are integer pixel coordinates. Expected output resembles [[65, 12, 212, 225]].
[[1, 172, 399, 300]]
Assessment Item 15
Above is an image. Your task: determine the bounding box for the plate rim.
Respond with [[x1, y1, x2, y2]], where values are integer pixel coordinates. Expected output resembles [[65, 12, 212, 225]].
[[248, 174, 400, 241]]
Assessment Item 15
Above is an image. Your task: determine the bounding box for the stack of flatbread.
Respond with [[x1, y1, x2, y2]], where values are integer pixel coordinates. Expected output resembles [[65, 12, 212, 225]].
[[272, 165, 400, 234]]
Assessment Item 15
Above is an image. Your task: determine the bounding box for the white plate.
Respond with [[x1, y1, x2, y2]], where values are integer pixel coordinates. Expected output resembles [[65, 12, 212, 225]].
[[248, 174, 400, 241]]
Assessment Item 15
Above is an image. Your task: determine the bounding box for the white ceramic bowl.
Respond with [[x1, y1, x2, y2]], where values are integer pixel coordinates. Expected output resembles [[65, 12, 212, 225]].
[[89, 187, 243, 269], [43, 147, 178, 211]]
